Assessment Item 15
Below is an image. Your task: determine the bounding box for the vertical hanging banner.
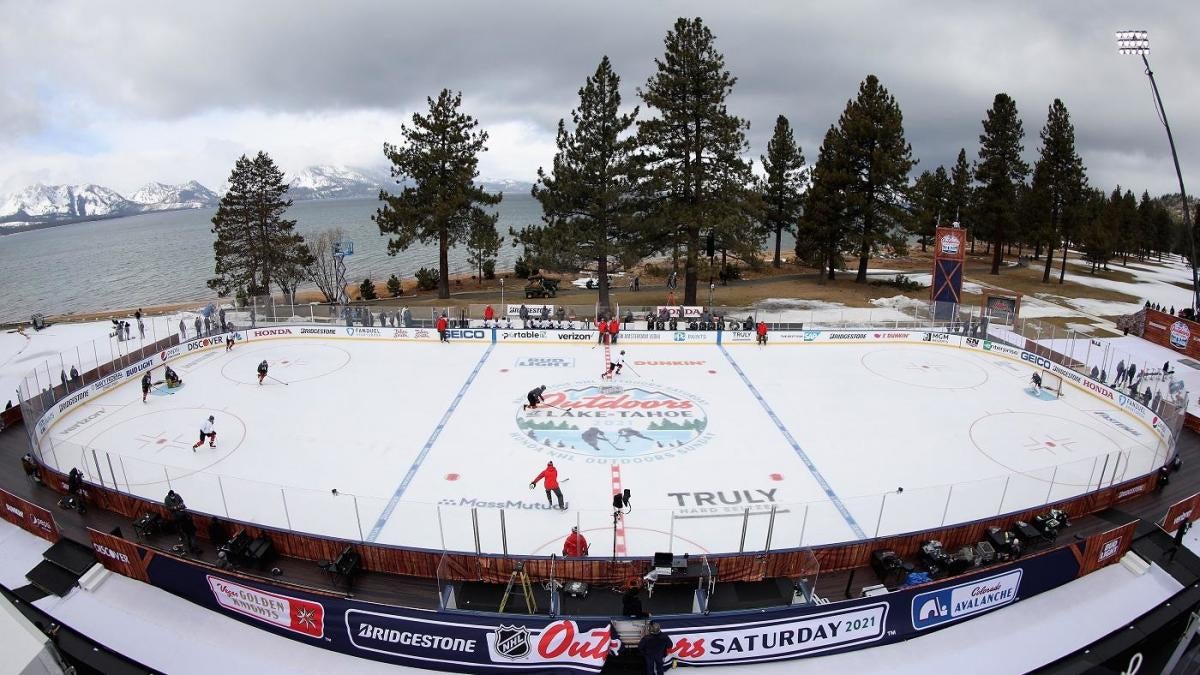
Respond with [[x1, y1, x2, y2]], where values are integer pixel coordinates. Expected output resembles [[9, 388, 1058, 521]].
[[931, 227, 967, 320]]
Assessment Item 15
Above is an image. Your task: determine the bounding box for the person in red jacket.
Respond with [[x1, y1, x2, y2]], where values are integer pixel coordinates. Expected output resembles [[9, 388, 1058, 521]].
[[436, 313, 449, 342], [562, 526, 589, 557], [483, 305, 495, 324], [608, 317, 620, 345], [597, 316, 608, 345], [530, 461, 565, 510], [756, 321, 768, 346]]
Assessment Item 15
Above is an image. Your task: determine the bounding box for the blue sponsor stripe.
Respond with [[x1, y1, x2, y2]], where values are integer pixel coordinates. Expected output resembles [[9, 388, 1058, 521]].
[[718, 345, 866, 539], [367, 343, 496, 542]]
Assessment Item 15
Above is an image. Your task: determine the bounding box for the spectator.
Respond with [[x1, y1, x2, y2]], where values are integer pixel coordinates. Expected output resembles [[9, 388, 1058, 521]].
[[5, 401, 11, 410], [639, 623, 673, 675], [135, 308, 142, 323], [484, 305, 495, 324], [519, 304, 529, 323], [70, 366, 80, 386], [60, 370, 68, 389], [174, 509, 200, 555], [562, 526, 589, 557], [124, 322, 131, 340], [1115, 360, 1126, 385], [1090, 365, 1099, 379], [179, 319, 186, 339], [204, 316, 211, 335], [194, 316, 202, 337], [21, 453, 42, 484], [164, 489, 186, 513], [634, 275, 641, 292], [219, 308, 226, 328], [1128, 363, 1137, 382], [138, 318, 145, 339]]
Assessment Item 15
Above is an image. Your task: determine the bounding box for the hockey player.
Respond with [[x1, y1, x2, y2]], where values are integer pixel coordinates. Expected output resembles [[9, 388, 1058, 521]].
[[436, 313, 449, 342], [530, 460, 566, 510], [141, 371, 152, 403], [1030, 372, 1043, 391], [608, 317, 621, 345], [604, 350, 626, 379], [257, 360, 269, 385], [756, 321, 769, 346], [226, 331, 235, 352], [164, 366, 181, 388], [596, 316, 608, 345], [192, 415, 217, 451], [523, 385, 548, 410]]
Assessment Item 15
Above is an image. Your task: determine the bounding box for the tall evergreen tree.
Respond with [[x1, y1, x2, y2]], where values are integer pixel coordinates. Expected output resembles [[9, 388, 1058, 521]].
[[946, 148, 975, 251], [826, 75, 915, 282], [1081, 188, 1119, 273], [974, 93, 1029, 274], [638, 17, 753, 305], [514, 56, 645, 312], [375, 89, 502, 299], [758, 115, 806, 268], [796, 127, 848, 282], [908, 166, 950, 252], [208, 151, 305, 298], [465, 218, 503, 286], [1029, 99, 1086, 283], [1116, 188, 1139, 266]]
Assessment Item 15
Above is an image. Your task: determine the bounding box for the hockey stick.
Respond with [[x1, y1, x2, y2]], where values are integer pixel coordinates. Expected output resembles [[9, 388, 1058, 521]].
[[530, 477, 571, 489], [268, 374, 290, 386]]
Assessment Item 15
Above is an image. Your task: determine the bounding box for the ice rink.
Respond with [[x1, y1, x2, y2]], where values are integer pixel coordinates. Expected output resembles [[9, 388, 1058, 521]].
[[37, 334, 1167, 557]]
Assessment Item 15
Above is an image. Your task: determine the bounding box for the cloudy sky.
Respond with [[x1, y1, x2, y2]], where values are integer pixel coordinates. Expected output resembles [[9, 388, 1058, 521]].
[[0, 0, 1196, 197]]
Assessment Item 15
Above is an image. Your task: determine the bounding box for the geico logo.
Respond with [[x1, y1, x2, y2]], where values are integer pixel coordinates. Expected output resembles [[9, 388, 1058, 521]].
[[558, 333, 591, 340], [300, 328, 336, 335], [1019, 352, 1052, 369], [254, 328, 294, 337], [447, 329, 486, 339]]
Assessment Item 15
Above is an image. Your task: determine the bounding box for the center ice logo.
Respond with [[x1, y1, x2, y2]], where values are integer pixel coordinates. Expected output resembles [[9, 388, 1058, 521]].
[[515, 383, 709, 458]]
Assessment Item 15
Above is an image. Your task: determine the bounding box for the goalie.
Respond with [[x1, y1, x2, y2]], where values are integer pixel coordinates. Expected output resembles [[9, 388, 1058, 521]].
[[165, 366, 182, 389], [1030, 372, 1043, 391]]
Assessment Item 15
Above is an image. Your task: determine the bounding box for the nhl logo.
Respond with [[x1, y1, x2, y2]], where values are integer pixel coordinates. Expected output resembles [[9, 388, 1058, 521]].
[[939, 233, 961, 256], [493, 624, 531, 660]]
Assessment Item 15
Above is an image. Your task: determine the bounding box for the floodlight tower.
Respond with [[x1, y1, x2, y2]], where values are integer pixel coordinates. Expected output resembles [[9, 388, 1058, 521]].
[[1116, 30, 1196, 311]]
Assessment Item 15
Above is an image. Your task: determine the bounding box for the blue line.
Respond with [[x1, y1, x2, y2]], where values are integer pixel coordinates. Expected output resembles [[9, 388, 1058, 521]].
[[718, 345, 867, 540], [367, 342, 496, 542]]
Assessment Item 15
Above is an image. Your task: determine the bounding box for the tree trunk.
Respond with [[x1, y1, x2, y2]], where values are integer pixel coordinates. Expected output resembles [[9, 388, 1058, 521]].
[[920, 237, 927, 253], [684, 226, 699, 305], [597, 254, 610, 316], [990, 233, 1002, 274], [826, 252, 836, 281], [1059, 238, 1068, 283], [438, 227, 450, 299], [856, 239, 870, 282], [773, 226, 782, 268], [1042, 244, 1055, 282]]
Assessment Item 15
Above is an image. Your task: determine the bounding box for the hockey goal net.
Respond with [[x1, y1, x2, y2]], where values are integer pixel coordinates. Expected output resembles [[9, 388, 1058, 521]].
[[1039, 369, 1063, 398]]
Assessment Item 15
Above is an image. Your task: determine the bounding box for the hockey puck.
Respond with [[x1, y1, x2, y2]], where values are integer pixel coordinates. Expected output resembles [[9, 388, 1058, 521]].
[[708, 369, 717, 374]]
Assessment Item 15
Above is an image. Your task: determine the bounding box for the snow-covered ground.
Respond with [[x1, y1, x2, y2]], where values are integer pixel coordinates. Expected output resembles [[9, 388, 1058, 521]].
[[0, 311, 202, 408], [36, 336, 1165, 556]]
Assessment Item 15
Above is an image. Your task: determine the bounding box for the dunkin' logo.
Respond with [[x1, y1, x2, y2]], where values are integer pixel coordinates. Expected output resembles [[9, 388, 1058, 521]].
[[1170, 321, 1191, 349], [515, 383, 710, 458]]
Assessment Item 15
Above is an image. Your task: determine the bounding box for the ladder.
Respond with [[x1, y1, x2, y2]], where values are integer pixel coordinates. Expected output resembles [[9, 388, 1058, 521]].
[[498, 561, 538, 614]]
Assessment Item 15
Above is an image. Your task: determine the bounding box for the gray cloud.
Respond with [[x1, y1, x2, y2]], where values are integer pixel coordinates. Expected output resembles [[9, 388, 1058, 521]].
[[0, 0, 1197, 195]]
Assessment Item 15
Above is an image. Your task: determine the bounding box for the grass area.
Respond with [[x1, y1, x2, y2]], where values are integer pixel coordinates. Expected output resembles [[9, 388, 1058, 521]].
[[962, 255, 1141, 308], [1062, 262, 1140, 285]]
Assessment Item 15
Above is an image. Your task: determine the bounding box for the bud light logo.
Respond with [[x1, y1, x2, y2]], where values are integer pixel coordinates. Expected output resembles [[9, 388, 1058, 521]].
[[911, 569, 1022, 630], [1170, 321, 1190, 349], [515, 382, 710, 458]]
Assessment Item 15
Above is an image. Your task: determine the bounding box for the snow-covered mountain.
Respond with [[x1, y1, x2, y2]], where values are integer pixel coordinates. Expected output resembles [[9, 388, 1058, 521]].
[[286, 165, 387, 200], [127, 180, 219, 211], [478, 178, 534, 194], [0, 184, 135, 222]]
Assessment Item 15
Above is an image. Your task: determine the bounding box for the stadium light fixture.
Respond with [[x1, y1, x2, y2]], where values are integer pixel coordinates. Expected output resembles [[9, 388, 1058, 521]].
[[1116, 30, 1196, 312]]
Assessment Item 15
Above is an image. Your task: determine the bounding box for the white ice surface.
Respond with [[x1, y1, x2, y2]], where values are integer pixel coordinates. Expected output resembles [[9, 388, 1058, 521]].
[[40, 337, 1165, 557]]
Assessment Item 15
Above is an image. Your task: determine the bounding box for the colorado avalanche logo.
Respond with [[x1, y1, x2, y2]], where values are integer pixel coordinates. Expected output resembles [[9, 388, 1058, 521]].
[[515, 382, 709, 458]]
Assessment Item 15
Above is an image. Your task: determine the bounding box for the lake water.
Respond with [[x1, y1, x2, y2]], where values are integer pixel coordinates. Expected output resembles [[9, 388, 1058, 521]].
[[0, 194, 544, 323]]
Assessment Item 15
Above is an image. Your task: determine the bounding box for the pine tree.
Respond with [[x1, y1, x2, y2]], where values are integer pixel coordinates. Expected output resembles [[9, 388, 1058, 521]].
[[375, 90, 502, 299], [208, 152, 304, 298], [386, 274, 402, 297], [759, 115, 806, 267], [1027, 99, 1087, 283], [465, 217, 503, 286], [1116, 188, 1139, 266], [826, 75, 915, 282], [514, 56, 646, 312], [974, 94, 1029, 274], [908, 166, 950, 252], [796, 127, 848, 281], [946, 149, 975, 251], [1081, 189, 1118, 273], [359, 278, 378, 301], [638, 17, 753, 305]]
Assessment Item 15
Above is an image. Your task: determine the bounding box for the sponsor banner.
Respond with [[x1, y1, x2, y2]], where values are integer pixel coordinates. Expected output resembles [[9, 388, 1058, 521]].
[[1170, 321, 1191, 350], [668, 331, 716, 344], [619, 331, 664, 342], [654, 305, 704, 319], [299, 327, 339, 336], [499, 330, 548, 341], [724, 331, 756, 344], [633, 360, 707, 367], [159, 345, 182, 362], [250, 327, 296, 339], [911, 570, 1021, 630], [505, 304, 555, 318], [921, 332, 955, 345], [515, 357, 575, 368], [1079, 521, 1138, 575], [88, 527, 147, 581], [1162, 492, 1200, 534], [391, 328, 438, 341], [0, 488, 58, 542], [208, 575, 326, 639], [667, 604, 888, 664]]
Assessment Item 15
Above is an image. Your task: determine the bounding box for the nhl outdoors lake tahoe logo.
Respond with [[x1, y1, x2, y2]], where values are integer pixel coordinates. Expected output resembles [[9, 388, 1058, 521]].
[[514, 381, 711, 459], [1170, 320, 1191, 349], [938, 231, 962, 256]]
